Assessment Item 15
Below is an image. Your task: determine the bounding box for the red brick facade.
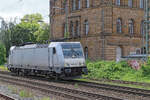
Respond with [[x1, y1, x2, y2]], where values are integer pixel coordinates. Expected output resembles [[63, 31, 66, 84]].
[[50, 0, 145, 61]]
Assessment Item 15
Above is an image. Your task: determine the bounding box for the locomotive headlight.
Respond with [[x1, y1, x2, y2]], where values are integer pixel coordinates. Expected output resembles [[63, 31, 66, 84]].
[[80, 62, 85, 66], [64, 63, 70, 67], [64, 63, 67, 67]]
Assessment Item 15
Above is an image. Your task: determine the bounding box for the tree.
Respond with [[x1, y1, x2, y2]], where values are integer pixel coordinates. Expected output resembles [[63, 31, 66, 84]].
[[0, 13, 50, 56], [34, 23, 50, 43], [0, 20, 16, 57], [20, 13, 50, 43], [0, 43, 6, 65], [21, 13, 43, 23], [11, 22, 40, 46]]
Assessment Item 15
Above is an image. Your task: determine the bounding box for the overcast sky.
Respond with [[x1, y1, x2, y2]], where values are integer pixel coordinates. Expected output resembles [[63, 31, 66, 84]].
[[0, 0, 49, 23]]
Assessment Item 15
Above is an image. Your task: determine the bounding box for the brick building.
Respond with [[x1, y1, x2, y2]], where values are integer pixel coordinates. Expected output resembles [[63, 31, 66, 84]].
[[50, 0, 145, 61]]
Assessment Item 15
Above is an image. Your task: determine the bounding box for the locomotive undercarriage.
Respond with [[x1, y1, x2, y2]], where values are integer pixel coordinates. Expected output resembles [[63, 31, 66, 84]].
[[8, 66, 88, 79]]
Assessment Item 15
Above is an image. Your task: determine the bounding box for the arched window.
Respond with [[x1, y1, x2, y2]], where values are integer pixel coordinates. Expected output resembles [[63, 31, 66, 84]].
[[116, 0, 120, 5], [75, 21, 80, 37], [141, 47, 146, 54], [62, 23, 66, 37], [116, 18, 122, 33], [72, 0, 76, 11], [70, 21, 74, 37], [84, 20, 89, 35], [84, 47, 88, 59], [85, 0, 90, 8], [128, 0, 133, 7], [141, 21, 145, 35], [136, 48, 141, 54], [77, 0, 81, 9], [140, 0, 144, 8], [129, 19, 134, 34]]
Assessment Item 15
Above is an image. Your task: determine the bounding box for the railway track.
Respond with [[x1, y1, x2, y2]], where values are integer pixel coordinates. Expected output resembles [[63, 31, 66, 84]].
[[2, 71, 150, 87], [85, 78, 150, 87], [0, 72, 122, 100], [67, 80, 150, 97], [1, 71, 150, 99], [0, 93, 15, 100]]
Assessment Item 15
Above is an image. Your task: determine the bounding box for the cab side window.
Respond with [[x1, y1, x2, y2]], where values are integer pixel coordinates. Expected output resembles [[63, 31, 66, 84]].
[[53, 47, 56, 54]]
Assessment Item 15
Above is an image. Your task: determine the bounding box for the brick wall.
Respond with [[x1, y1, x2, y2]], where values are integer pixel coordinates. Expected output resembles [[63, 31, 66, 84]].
[[50, 0, 145, 61]]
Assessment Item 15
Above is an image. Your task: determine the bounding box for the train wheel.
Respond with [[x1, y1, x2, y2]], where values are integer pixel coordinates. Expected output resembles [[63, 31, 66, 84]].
[[54, 74, 61, 81]]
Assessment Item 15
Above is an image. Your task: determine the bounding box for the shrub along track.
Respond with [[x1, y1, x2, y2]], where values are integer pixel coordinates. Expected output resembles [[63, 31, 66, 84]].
[[0, 71, 122, 100]]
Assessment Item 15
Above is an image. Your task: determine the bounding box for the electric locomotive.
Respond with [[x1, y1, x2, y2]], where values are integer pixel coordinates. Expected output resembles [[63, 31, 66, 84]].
[[7, 42, 88, 79]]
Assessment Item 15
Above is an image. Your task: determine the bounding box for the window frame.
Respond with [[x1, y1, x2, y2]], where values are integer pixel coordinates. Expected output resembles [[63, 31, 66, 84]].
[[128, 19, 134, 35], [140, 0, 144, 8], [128, 0, 133, 7], [140, 20, 145, 36], [116, 18, 122, 33], [70, 21, 74, 37], [116, 0, 120, 6], [84, 20, 89, 35], [72, 0, 76, 11], [75, 21, 80, 37], [78, 0, 81, 9], [85, 0, 90, 8]]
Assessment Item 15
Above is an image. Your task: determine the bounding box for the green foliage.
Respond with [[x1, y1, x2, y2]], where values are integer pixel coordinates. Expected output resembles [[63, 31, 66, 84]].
[[21, 13, 43, 23], [0, 13, 50, 57], [19, 90, 33, 98], [85, 60, 150, 82], [11, 22, 39, 45], [74, 83, 79, 88], [34, 23, 50, 43], [0, 65, 8, 71], [42, 97, 50, 100], [0, 21, 15, 57], [0, 43, 6, 65]]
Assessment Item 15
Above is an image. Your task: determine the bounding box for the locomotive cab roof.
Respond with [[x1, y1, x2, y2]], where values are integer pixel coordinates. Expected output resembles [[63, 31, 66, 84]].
[[10, 42, 81, 50]]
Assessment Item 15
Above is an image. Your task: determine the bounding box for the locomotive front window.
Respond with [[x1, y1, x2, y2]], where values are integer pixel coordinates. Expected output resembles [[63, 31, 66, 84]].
[[61, 44, 83, 58]]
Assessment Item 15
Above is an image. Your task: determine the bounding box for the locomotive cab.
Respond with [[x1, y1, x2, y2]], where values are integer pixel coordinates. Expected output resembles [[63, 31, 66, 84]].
[[60, 43, 88, 77], [49, 42, 88, 78]]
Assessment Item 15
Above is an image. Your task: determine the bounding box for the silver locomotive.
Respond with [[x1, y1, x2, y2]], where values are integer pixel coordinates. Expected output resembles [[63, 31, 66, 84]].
[[7, 42, 88, 79]]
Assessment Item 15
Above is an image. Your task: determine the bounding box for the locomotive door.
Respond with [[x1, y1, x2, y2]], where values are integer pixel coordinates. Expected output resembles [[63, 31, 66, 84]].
[[52, 47, 58, 67]]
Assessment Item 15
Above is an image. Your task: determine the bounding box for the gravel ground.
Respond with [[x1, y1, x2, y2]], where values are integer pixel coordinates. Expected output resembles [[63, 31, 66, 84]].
[[0, 73, 149, 100], [0, 81, 67, 100]]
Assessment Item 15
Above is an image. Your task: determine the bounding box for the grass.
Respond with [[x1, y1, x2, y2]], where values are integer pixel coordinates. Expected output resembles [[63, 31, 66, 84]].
[[7, 85, 33, 98], [8, 85, 18, 94], [19, 90, 33, 98], [41, 97, 51, 100], [7, 85, 52, 100], [0, 65, 8, 71], [74, 83, 79, 88]]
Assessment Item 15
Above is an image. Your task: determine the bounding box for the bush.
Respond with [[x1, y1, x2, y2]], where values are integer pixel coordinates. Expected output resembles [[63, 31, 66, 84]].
[[85, 60, 150, 82], [0, 43, 6, 65]]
